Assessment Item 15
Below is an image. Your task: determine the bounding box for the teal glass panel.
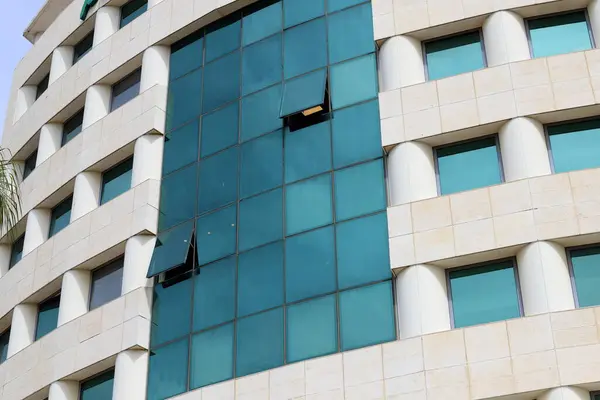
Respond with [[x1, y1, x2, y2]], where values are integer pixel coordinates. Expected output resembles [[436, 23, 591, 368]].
[[571, 247, 600, 307], [151, 278, 192, 346], [283, 0, 324, 28], [120, 0, 147, 28], [240, 130, 283, 198], [285, 173, 333, 236], [159, 164, 196, 231], [197, 147, 238, 214], [35, 295, 60, 340], [280, 69, 326, 117], [242, 2, 282, 46], [287, 295, 337, 363], [148, 221, 193, 278], [49, 197, 72, 237], [206, 20, 241, 63], [241, 84, 283, 142], [328, 3, 374, 64], [327, 0, 363, 13], [334, 159, 386, 222], [167, 68, 203, 131], [80, 370, 114, 400], [9, 235, 24, 269], [100, 158, 133, 205], [284, 121, 331, 183], [163, 120, 199, 175], [239, 188, 283, 252], [238, 241, 284, 316], [193, 257, 236, 331], [203, 51, 240, 113], [339, 281, 396, 351], [196, 205, 237, 266], [0, 329, 8, 363], [236, 308, 284, 376], [201, 102, 239, 158], [191, 324, 234, 389], [426, 31, 485, 80], [331, 53, 377, 110], [336, 213, 390, 289], [529, 11, 592, 58], [450, 261, 521, 328], [147, 339, 189, 400], [285, 226, 336, 302], [437, 137, 502, 195], [243, 34, 282, 96], [548, 119, 600, 173], [283, 18, 327, 79], [170, 36, 203, 81], [332, 100, 382, 168]]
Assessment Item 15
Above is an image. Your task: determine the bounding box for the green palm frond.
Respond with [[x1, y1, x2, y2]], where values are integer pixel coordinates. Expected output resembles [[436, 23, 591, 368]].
[[0, 148, 21, 241]]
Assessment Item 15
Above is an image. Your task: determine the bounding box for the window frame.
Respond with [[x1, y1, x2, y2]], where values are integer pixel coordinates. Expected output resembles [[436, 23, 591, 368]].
[[79, 368, 115, 399], [590, 391, 600, 400], [566, 243, 600, 308], [110, 68, 142, 112], [88, 256, 125, 310], [48, 196, 73, 238], [34, 292, 61, 341], [9, 234, 25, 269], [99, 157, 134, 205]]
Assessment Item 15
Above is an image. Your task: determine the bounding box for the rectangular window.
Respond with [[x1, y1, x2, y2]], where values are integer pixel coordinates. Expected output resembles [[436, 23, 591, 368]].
[[80, 370, 115, 400], [100, 158, 133, 205], [73, 31, 94, 65], [23, 150, 38, 180], [35, 294, 60, 340], [0, 328, 9, 363], [9, 235, 24, 269], [592, 392, 600, 400], [569, 246, 600, 308], [62, 109, 84, 146], [547, 118, 600, 174], [36, 73, 50, 100], [49, 196, 73, 237], [110, 69, 141, 112], [120, 0, 148, 28], [435, 136, 503, 195], [425, 30, 486, 81], [89, 258, 124, 310], [448, 259, 522, 328], [528, 11, 593, 58]]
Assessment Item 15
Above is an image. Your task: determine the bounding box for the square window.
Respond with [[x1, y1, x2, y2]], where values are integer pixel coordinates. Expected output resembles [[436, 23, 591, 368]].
[[243, 34, 282, 96], [547, 119, 600, 174], [283, 18, 327, 79], [327, 3, 374, 65], [436, 136, 502, 195], [110, 69, 141, 112], [241, 1, 282, 46], [89, 258, 124, 310], [36, 73, 49, 100], [236, 308, 284, 377], [0, 328, 9, 364], [23, 150, 37, 180], [151, 277, 192, 347], [239, 188, 283, 252], [80, 370, 115, 400], [334, 159, 386, 222], [280, 69, 327, 118], [330, 53, 377, 110], [283, 0, 324, 28], [196, 205, 237, 266], [169, 35, 203, 81], [148, 221, 194, 278], [120, 0, 147, 28], [193, 257, 236, 331], [62, 109, 84, 145], [240, 130, 283, 198], [203, 51, 240, 113], [241, 84, 283, 142], [425, 31, 485, 81], [197, 147, 238, 215], [73, 31, 94, 64], [528, 11, 592, 58], [49, 196, 72, 237], [206, 19, 241, 63], [449, 260, 521, 328], [200, 102, 239, 158], [100, 158, 133, 205], [9, 235, 24, 269], [158, 164, 196, 231], [570, 246, 600, 308], [163, 120, 199, 176], [166, 68, 202, 132], [285, 173, 333, 236], [147, 339, 188, 400], [284, 121, 331, 183], [191, 323, 234, 389], [35, 294, 60, 340]]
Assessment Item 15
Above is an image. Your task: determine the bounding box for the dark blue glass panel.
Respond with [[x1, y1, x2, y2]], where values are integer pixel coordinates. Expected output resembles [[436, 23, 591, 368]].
[[336, 213, 391, 289], [100, 158, 133, 205], [571, 247, 600, 307], [285, 173, 333, 236], [9, 235, 24, 269], [239, 188, 283, 252], [241, 84, 283, 142], [283, 0, 324, 28], [151, 277, 192, 346], [158, 164, 196, 231], [339, 281, 396, 351], [330, 53, 377, 110], [198, 147, 238, 214], [148, 221, 193, 278], [236, 308, 284, 377], [242, 2, 282, 46], [111, 69, 141, 111], [280, 69, 326, 117], [90, 259, 123, 310], [284, 122, 331, 183], [529, 11, 592, 58], [200, 102, 239, 158], [35, 295, 60, 340], [285, 226, 336, 302], [120, 0, 147, 28], [203, 51, 240, 113], [191, 323, 234, 389], [334, 159, 386, 222], [283, 18, 327, 79], [240, 130, 283, 198], [49, 197, 72, 237], [0, 329, 9, 363], [426, 31, 485, 80], [548, 119, 600, 173], [170, 37, 203, 81], [328, 3, 374, 64], [193, 257, 236, 331], [196, 205, 237, 266], [243, 34, 282, 96], [167, 68, 203, 131], [163, 120, 199, 175], [80, 370, 114, 400], [327, 0, 363, 13], [147, 339, 189, 400], [206, 20, 241, 62]]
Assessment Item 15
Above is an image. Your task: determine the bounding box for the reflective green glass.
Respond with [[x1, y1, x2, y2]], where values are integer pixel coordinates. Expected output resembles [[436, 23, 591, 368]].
[[284, 122, 331, 183], [241, 84, 283, 142], [437, 137, 502, 195], [203, 51, 241, 113], [334, 159, 386, 222], [198, 147, 238, 214], [571, 247, 600, 307], [163, 120, 199, 176], [285, 173, 333, 236], [336, 213, 391, 289], [191, 324, 234, 389], [330, 53, 377, 110], [283, 0, 324, 28], [243, 34, 282, 96], [283, 18, 327, 79], [201, 102, 239, 158], [167, 68, 203, 131], [339, 281, 396, 351], [158, 164, 196, 231], [450, 261, 520, 328], [206, 20, 241, 62], [100, 158, 133, 205], [239, 188, 283, 252], [120, 0, 147, 28], [280, 69, 326, 117], [35, 295, 60, 340], [80, 370, 114, 400], [236, 308, 284, 377], [327, 0, 364, 13], [151, 278, 192, 346], [426, 31, 485, 81], [193, 257, 236, 331], [242, 2, 282, 46], [49, 197, 72, 237], [328, 3, 374, 64], [9, 235, 24, 269], [148, 221, 193, 278], [170, 36, 203, 81], [529, 11, 592, 58], [0, 329, 8, 363], [147, 339, 188, 400], [240, 130, 283, 198], [287, 295, 337, 363], [548, 119, 600, 173], [196, 205, 237, 266]]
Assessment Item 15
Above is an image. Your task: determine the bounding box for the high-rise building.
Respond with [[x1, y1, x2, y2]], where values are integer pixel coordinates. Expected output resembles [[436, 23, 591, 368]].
[[1, 0, 600, 399]]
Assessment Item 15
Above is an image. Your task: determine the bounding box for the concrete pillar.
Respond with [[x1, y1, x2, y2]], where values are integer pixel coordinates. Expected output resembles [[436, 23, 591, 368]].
[[7, 304, 37, 357], [379, 35, 426, 91], [37, 123, 64, 166], [539, 387, 590, 400], [49, 381, 79, 400], [23, 209, 51, 256], [122, 235, 155, 295], [588, 0, 600, 43], [483, 11, 531, 67], [57, 270, 92, 326], [499, 117, 552, 182], [132, 135, 164, 186], [93, 6, 120, 47], [82, 85, 111, 129], [0, 245, 11, 277], [140, 46, 170, 92], [517, 241, 575, 316], [387, 142, 437, 206], [112, 350, 149, 400], [71, 172, 102, 222], [49, 46, 75, 84], [13, 85, 37, 123]]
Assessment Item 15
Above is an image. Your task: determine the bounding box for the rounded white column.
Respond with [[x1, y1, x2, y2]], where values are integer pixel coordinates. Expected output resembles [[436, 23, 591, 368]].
[[82, 85, 111, 129], [131, 134, 164, 186], [57, 270, 92, 326], [49, 381, 79, 400], [517, 241, 575, 316], [588, 0, 600, 43], [71, 172, 102, 221], [387, 142, 437, 206], [112, 350, 149, 400], [7, 304, 37, 357], [539, 387, 590, 400], [499, 117, 551, 182], [23, 209, 51, 256], [140, 46, 170, 92], [483, 11, 531, 67], [93, 6, 120, 47], [379, 35, 426, 91], [122, 235, 155, 295], [49, 46, 75, 84], [13, 85, 37, 123], [37, 123, 64, 166]]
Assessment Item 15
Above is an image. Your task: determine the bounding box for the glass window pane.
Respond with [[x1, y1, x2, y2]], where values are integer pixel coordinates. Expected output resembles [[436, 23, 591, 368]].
[[283, 18, 327, 79], [285, 226, 336, 302], [147, 339, 189, 400], [241, 84, 283, 142], [529, 11, 592, 58], [90, 258, 124, 310], [571, 247, 600, 308], [327, 0, 363, 13], [148, 221, 193, 278], [450, 261, 521, 328], [49, 197, 72, 237], [284, 0, 324, 28], [285, 121, 331, 183], [239, 188, 283, 252], [62, 109, 84, 145], [548, 119, 600, 173], [80, 370, 114, 400], [151, 277, 192, 347], [120, 0, 147, 28], [243, 34, 282, 96], [193, 257, 236, 331], [35, 295, 60, 340], [332, 100, 382, 169], [9, 235, 24, 269], [166, 68, 203, 132], [0, 329, 9, 363], [159, 164, 196, 231], [437, 137, 502, 195], [196, 205, 237, 266], [236, 308, 284, 377], [170, 36, 203, 81], [206, 19, 241, 63], [73, 32, 94, 64], [203, 51, 240, 113], [336, 213, 391, 289], [334, 159, 386, 222], [285, 173, 333, 236], [197, 147, 238, 214], [331, 53, 377, 110], [201, 102, 239, 158], [328, 3, 374, 64], [287, 295, 337, 363], [339, 281, 396, 351], [101, 158, 133, 205], [191, 323, 234, 389], [240, 130, 283, 198], [242, 2, 282, 46], [111, 69, 141, 111], [23, 151, 37, 180], [280, 69, 326, 117], [36, 74, 49, 99], [163, 120, 199, 176], [426, 31, 485, 81]]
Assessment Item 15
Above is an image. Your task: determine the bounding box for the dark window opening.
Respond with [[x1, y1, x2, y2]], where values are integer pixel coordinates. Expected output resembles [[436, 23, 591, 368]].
[[73, 31, 94, 64], [23, 150, 38, 180], [62, 108, 85, 145], [36, 73, 50, 100]]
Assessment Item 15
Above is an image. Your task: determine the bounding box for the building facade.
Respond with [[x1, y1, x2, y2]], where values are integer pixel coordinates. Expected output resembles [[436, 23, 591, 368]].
[[1, 0, 600, 399]]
